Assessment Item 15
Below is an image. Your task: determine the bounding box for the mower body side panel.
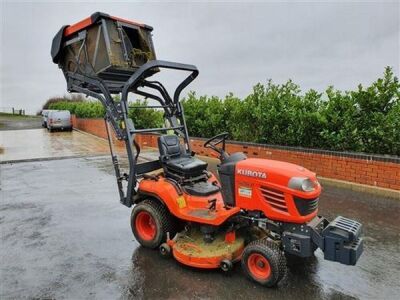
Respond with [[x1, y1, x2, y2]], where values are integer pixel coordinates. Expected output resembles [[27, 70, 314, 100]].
[[138, 174, 240, 226], [234, 158, 321, 223]]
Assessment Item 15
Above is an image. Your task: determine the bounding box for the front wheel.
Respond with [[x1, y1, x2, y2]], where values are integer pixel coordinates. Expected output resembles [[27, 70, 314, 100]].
[[131, 199, 176, 249], [241, 239, 286, 287]]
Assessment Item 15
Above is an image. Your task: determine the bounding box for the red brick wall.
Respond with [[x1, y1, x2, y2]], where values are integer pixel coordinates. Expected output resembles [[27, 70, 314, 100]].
[[71, 115, 125, 147], [72, 116, 400, 191]]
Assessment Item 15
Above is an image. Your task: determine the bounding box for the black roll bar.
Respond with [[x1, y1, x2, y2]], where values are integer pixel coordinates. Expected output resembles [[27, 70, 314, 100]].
[[120, 61, 198, 206], [121, 60, 199, 104], [65, 60, 199, 207]]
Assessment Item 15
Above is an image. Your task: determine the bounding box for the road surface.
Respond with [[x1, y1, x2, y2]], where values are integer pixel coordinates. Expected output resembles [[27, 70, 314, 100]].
[[1, 128, 399, 299]]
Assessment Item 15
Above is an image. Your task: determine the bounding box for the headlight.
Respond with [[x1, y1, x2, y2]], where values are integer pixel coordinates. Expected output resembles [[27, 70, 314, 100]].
[[288, 177, 316, 192]]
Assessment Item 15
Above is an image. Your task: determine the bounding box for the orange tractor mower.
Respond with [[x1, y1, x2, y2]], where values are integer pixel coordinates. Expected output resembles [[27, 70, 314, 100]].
[[52, 12, 363, 286]]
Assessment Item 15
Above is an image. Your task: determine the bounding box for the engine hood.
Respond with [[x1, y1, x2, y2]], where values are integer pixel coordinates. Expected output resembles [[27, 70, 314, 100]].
[[235, 158, 318, 188]]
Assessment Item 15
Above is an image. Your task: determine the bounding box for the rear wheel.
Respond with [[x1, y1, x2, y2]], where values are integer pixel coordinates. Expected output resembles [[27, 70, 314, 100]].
[[131, 199, 176, 249], [241, 239, 286, 287]]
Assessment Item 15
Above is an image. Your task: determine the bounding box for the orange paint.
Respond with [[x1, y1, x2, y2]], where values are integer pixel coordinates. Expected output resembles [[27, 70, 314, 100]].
[[139, 173, 240, 226], [225, 231, 236, 244], [64, 15, 147, 37], [64, 17, 93, 36], [234, 158, 320, 223], [247, 253, 271, 280]]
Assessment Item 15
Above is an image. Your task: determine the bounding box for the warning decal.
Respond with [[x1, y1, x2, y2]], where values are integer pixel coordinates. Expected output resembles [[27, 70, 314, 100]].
[[238, 186, 252, 198]]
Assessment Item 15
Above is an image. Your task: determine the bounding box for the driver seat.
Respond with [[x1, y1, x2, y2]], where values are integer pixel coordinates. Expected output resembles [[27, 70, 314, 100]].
[[158, 135, 208, 178]]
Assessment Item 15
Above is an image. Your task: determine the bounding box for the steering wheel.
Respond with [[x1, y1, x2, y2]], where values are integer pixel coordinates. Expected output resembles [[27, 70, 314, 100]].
[[204, 132, 229, 159]]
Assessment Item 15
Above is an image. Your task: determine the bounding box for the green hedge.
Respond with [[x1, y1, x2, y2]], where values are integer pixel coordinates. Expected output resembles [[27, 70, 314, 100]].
[[182, 67, 400, 156], [46, 67, 399, 156], [48, 99, 163, 129]]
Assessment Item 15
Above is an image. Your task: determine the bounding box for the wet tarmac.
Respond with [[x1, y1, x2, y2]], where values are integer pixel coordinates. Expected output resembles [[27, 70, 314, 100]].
[[1, 155, 400, 299], [0, 114, 42, 131], [0, 129, 118, 162]]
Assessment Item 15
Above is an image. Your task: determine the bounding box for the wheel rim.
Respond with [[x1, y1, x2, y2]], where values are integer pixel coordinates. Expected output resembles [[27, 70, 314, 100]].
[[247, 253, 271, 280], [221, 262, 229, 271], [135, 211, 157, 241]]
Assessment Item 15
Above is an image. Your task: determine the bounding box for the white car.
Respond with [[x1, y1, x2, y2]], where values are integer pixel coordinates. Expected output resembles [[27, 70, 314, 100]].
[[47, 110, 72, 132], [41, 109, 54, 128]]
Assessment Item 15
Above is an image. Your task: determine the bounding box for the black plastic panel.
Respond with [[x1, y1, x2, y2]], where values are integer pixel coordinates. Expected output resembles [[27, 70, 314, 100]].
[[136, 160, 162, 175], [282, 232, 314, 258], [183, 181, 220, 197], [294, 196, 319, 216], [218, 152, 247, 207]]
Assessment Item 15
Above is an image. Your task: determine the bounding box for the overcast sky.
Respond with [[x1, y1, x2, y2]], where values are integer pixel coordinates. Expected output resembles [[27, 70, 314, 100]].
[[0, 0, 399, 114]]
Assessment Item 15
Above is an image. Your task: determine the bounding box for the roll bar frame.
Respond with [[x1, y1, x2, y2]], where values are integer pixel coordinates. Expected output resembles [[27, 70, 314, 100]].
[[66, 60, 199, 207]]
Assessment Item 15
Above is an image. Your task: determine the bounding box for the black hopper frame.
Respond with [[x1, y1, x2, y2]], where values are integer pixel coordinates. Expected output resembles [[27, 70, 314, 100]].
[[66, 60, 199, 207]]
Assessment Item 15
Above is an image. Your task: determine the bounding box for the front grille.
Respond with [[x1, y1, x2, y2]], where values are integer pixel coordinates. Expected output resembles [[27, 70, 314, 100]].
[[260, 186, 288, 212], [294, 197, 319, 216]]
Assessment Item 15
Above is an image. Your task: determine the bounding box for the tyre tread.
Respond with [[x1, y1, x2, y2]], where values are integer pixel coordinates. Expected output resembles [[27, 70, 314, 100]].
[[241, 238, 286, 287], [131, 199, 176, 248]]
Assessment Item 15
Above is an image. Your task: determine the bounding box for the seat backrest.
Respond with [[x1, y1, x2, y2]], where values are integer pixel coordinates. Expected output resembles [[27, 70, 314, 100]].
[[158, 135, 182, 160]]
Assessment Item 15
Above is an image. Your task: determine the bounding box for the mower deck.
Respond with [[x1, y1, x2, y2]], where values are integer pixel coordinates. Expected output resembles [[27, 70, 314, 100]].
[[169, 230, 245, 269]]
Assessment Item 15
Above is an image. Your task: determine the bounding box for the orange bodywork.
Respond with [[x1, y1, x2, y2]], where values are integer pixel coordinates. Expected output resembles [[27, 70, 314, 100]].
[[139, 158, 320, 226], [64, 17, 93, 36], [138, 157, 321, 268], [234, 158, 321, 223], [139, 173, 240, 226], [64, 15, 146, 37]]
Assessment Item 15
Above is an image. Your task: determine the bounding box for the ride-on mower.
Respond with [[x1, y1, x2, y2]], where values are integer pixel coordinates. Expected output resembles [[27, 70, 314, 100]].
[[52, 12, 363, 286]]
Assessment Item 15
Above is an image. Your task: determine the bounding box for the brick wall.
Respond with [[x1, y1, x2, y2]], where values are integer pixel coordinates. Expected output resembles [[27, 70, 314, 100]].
[[72, 116, 400, 191], [71, 115, 125, 147], [194, 141, 400, 190]]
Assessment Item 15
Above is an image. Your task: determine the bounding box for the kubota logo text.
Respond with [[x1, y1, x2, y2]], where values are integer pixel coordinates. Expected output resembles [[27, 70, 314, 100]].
[[237, 169, 267, 179]]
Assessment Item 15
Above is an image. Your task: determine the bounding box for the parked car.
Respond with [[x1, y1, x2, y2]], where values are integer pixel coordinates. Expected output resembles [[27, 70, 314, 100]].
[[47, 110, 72, 132], [41, 110, 54, 127]]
